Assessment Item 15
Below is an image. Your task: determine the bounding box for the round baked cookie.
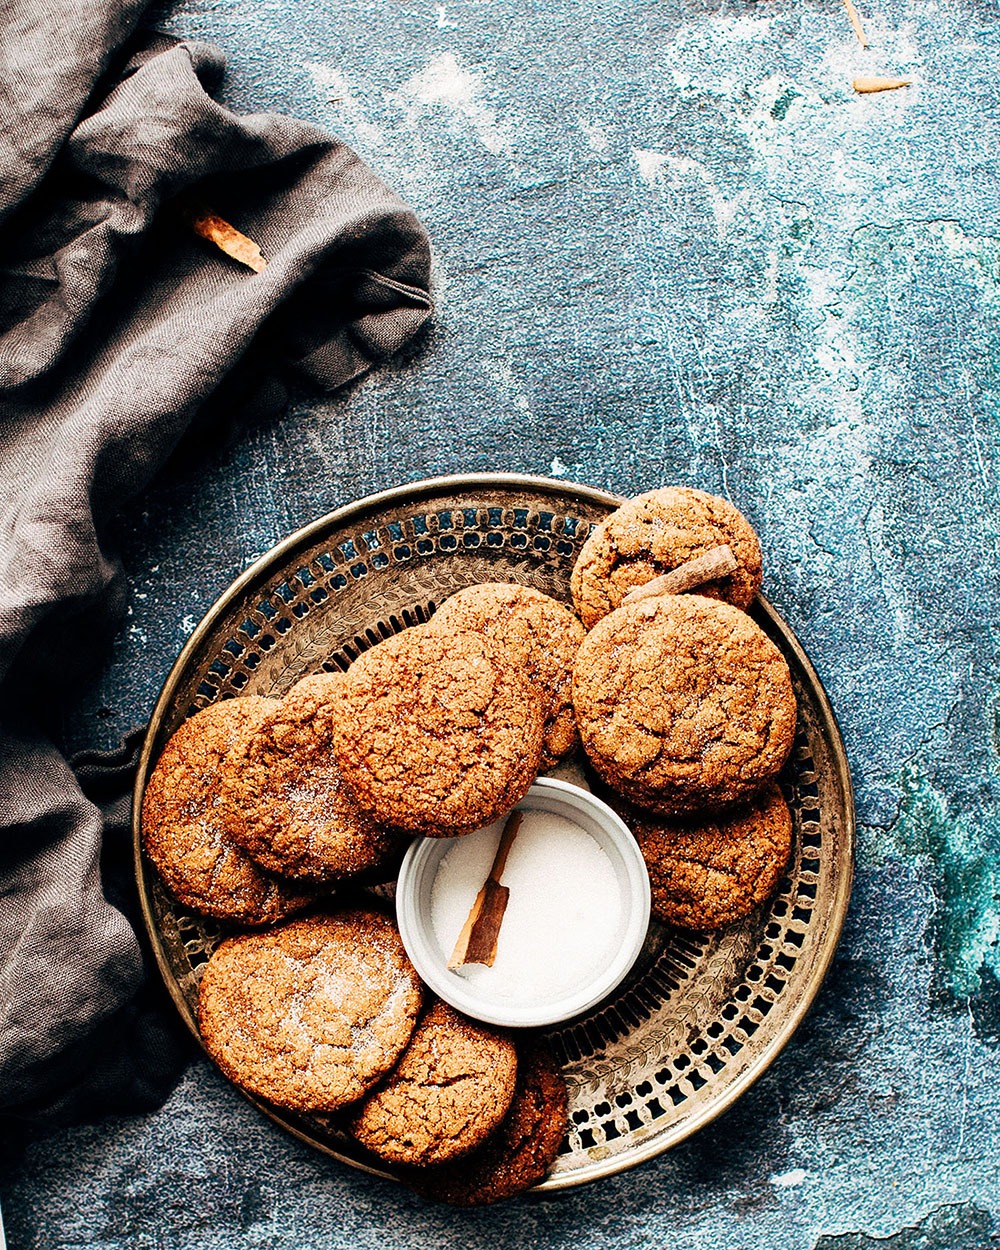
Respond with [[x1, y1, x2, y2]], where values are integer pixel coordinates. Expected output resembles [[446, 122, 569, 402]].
[[573, 594, 797, 814], [428, 582, 585, 768], [330, 629, 545, 836], [197, 909, 423, 1113], [405, 1041, 568, 1206], [222, 673, 401, 883], [571, 487, 763, 628], [350, 1000, 518, 1166], [634, 783, 793, 929], [141, 697, 316, 926]]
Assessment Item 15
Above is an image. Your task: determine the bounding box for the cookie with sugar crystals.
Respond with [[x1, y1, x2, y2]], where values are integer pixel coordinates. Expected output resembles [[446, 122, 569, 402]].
[[571, 486, 762, 629], [633, 783, 794, 929], [428, 582, 585, 768], [573, 594, 796, 815], [141, 696, 316, 926], [330, 628, 544, 836], [350, 1000, 518, 1166], [197, 908, 423, 1113], [404, 1041, 568, 1206], [222, 673, 401, 883]]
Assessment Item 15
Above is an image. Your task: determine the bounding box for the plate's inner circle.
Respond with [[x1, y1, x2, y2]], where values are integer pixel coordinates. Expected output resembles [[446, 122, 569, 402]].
[[136, 478, 852, 1191]]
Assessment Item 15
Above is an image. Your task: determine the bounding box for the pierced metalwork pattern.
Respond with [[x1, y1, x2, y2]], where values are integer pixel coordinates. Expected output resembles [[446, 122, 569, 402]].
[[134, 474, 854, 1191]]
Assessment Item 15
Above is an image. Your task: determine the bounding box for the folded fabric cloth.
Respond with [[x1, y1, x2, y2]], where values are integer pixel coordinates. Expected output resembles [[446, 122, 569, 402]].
[[0, 0, 432, 1122]]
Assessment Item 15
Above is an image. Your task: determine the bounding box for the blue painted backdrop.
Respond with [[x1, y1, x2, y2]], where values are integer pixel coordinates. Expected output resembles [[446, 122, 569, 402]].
[[2, 0, 999, 1244]]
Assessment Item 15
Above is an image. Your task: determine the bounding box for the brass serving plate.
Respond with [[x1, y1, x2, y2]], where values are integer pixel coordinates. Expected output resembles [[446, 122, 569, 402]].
[[133, 473, 854, 1190]]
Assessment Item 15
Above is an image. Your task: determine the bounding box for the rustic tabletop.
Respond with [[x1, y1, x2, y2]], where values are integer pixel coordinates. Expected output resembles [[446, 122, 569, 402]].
[[2, 0, 998, 1246]]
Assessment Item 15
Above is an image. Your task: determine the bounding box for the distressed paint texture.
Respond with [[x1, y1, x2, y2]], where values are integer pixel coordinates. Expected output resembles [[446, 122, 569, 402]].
[[2, 0, 1000, 1245]]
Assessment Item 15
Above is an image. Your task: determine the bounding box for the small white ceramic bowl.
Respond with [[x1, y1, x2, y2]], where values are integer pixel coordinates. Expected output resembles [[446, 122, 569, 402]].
[[396, 776, 651, 1028]]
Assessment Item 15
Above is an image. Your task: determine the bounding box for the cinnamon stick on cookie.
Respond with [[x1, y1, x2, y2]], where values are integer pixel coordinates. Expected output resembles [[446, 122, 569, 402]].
[[621, 545, 738, 606]]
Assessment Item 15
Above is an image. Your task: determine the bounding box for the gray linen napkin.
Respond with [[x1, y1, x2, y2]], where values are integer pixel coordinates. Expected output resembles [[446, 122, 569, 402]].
[[0, 3, 431, 1121]]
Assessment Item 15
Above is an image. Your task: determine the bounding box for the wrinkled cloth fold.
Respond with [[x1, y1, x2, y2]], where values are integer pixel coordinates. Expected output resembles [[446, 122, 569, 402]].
[[0, 0, 432, 1121]]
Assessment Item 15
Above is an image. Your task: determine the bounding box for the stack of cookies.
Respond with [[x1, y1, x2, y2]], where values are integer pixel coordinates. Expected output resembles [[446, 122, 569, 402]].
[[194, 907, 568, 1205], [569, 486, 797, 929], [141, 482, 798, 1204], [142, 584, 584, 1204]]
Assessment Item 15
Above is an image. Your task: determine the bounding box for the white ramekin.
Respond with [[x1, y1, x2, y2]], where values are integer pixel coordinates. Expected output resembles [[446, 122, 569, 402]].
[[396, 776, 651, 1028]]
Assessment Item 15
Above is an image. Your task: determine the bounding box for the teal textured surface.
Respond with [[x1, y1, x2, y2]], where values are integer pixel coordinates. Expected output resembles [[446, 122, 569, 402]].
[[2, 0, 999, 1244]]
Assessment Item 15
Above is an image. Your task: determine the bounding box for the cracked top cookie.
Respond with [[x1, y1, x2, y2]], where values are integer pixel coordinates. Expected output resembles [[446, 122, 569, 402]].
[[330, 628, 545, 836], [632, 783, 794, 929], [197, 908, 423, 1113], [222, 673, 401, 883], [427, 582, 585, 769], [405, 1040, 568, 1206], [570, 487, 763, 628], [141, 697, 316, 926], [349, 1000, 518, 1167], [573, 594, 796, 814]]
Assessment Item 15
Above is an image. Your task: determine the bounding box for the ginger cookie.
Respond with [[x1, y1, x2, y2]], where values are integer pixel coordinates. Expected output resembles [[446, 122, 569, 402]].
[[197, 908, 423, 1113], [330, 629, 545, 836], [633, 783, 794, 929], [141, 697, 316, 926], [573, 594, 796, 815], [571, 487, 763, 628], [350, 1000, 518, 1166], [428, 582, 585, 768], [406, 1041, 568, 1206], [222, 673, 401, 883]]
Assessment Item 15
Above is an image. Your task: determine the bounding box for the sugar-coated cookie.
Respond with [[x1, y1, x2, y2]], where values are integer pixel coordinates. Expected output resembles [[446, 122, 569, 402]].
[[405, 1041, 568, 1206], [330, 629, 544, 836], [222, 674, 401, 883], [571, 487, 762, 628], [633, 783, 794, 928], [573, 594, 796, 814], [197, 909, 423, 1113], [350, 1000, 518, 1166], [142, 697, 316, 925], [428, 582, 584, 768]]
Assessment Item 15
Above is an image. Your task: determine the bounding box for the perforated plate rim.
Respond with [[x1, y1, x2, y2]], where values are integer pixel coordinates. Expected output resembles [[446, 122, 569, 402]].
[[132, 472, 854, 1191]]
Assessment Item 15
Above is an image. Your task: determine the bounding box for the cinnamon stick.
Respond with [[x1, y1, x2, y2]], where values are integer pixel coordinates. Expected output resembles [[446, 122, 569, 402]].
[[853, 76, 911, 93], [842, 0, 870, 47], [184, 204, 268, 273], [620, 544, 739, 606], [447, 811, 523, 969]]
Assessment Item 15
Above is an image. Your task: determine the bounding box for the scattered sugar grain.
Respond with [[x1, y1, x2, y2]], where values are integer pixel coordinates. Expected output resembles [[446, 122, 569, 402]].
[[430, 811, 623, 1007]]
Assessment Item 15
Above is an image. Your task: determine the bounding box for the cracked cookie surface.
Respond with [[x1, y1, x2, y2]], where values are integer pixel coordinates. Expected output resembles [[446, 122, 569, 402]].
[[405, 1040, 568, 1206], [350, 1000, 518, 1166], [141, 697, 316, 925], [573, 594, 796, 814], [330, 628, 544, 836], [633, 783, 794, 928], [428, 582, 585, 768], [222, 673, 401, 883], [197, 908, 423, 1113], [571, 486, 763, 628]]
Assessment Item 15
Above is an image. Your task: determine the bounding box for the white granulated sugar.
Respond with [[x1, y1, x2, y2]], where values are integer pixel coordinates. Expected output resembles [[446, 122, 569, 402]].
[[430, 811, 623, 1007]]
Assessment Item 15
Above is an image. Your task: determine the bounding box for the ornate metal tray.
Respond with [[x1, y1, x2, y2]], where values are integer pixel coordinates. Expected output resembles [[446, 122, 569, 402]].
[[133, 473, 854, 1190]]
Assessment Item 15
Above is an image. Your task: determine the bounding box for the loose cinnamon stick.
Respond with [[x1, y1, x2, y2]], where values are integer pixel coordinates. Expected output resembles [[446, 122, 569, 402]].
[[853, 76, 911, 93], [185, 205, 268, 273], [447, 811, 523, 969], [620, 544, 739, 606], [842, 0, 870, 47]]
